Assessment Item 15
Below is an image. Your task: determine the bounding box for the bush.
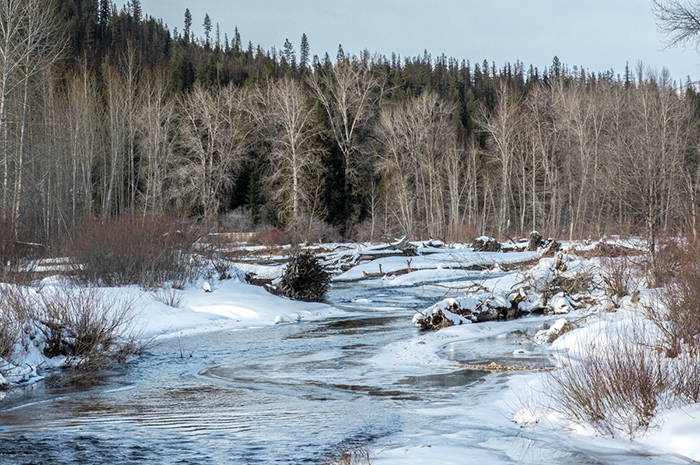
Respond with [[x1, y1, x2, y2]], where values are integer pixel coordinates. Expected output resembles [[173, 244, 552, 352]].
[[34, 286, 146, 382], [252, 227, 290, 247], [0, 220, 43, 285], [647, 235, 700, 357], [0, 286, 32, 364], [66, 214, 194, 288], [546, 328, 668, 439], [600, 254, 635, 308], [322, 442, 372, 465], [279, 250, 330, 302]]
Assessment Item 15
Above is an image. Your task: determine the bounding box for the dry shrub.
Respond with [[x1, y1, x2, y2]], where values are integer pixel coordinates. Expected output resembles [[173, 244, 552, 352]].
[[648, 235, 700, 357], [447, 222, 480, 244], [323, 442, 372, 465], [600, 254, 635, 307], [547, 327, 668, 439], [67, 213, 194, 288], [0, 220, 43, 285], [0, 220, 28, 269], [279, 250, 329, 302], [303, 216, 341, 244], [34, 286, 146, 381], [253, 227, 290, 247], [151, 287, 185, 308], [0, 286, 32, 364]]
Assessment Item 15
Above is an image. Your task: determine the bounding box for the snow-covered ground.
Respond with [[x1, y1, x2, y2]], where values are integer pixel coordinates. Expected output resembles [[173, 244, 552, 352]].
[[2, 237, 700, 463], [0, 272, 343, 388]]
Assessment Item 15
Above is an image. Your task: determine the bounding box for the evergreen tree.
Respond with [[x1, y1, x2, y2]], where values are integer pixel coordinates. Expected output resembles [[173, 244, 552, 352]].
[[282, 38, 295, 68], [552, 55, 562, 80], [300, 33, 310, 70], [234, 27, 241, 52], [183, 8, 192, 43], [99, 0, 111, 27], [203, 13, 212, 47], [132, 0, 142, 22], [337, 44, 345, 64]]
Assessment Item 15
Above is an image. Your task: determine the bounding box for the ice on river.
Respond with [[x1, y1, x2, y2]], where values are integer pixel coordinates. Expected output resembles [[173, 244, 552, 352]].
[[3, 240, 700, 464]]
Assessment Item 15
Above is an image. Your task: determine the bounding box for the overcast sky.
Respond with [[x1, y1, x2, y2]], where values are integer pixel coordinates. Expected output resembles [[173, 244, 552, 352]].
[[119, 0, 700, 83]]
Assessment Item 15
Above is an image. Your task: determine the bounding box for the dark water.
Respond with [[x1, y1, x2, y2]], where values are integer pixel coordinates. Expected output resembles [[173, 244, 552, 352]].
[[0, 280, 694, 464]]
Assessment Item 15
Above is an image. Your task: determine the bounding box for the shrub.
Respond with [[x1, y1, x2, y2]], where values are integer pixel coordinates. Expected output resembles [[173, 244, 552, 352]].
[[322, 442, 372, 465], [34, 286, 146, 381], [447, 222, 480, 244], [600, 254, 635, 308], [252, 227, 290, 247], [0, 286, 32, 365], [279, 250, 330, 302], [647, 235, 700, 357], [0, 220, 42, 285], [546, 327, 668, 439], [151, 287, 185, 308], [66, 213, 194, 288]]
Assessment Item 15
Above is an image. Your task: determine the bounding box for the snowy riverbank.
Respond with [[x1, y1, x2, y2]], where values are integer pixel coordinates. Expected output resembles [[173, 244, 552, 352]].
[[2, 238, 699, 463]]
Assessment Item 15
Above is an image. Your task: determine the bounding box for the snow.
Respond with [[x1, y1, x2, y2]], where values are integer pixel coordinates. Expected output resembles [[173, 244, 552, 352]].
[[3, 238, 700, 463], [0, 269, 341, 386], [333, 249, 538, 282], [138, 278, 340, 338]]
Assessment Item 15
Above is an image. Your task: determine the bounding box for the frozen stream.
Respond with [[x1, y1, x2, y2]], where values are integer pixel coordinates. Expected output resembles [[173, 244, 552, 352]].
[[0, 278, 694, 464]]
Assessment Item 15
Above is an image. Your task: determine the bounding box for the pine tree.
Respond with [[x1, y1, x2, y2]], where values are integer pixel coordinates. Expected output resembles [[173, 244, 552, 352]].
[[234, 27, 241, 52], [552, 56, 562, 80], [184, 9, 192, 43], [337, 44, 345, 64], [203, 14, 212, 47], [282, 38, 295, 68], [99, 0, 110, 28], [300, 33, 309, 70], [132, 0, 142, 23]]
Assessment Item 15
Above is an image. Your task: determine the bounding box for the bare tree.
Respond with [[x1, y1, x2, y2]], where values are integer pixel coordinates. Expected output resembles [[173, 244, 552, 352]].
[[175, 84, 254, 223], [615, 66, 691, 282], [375, 92, 457, 238], [0, 0, 64, 227], [256, 77, 325, 238], [65, 61, 103, 224], [481, 83, 524, 236], [309, 60, 383, 224], [137, 67, 175, 214], [653, 0, 700, 49]]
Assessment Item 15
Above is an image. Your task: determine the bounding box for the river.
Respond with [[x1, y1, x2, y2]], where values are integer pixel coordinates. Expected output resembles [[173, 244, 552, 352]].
[[0, 277, 693, 464]]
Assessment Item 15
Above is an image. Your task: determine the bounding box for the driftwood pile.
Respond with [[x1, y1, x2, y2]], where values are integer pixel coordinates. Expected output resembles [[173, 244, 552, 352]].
[[278, 250, 330, 302]]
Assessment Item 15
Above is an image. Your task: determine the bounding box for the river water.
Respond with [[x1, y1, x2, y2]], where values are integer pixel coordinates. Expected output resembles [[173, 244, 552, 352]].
[[0, 278, 694, 464]]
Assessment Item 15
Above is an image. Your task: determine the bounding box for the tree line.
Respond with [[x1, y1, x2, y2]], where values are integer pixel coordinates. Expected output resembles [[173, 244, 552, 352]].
[[2, 0, 700, 247]]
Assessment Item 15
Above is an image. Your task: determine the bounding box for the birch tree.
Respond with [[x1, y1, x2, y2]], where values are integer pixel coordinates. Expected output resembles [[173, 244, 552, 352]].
[[137, 67, 175, 214], [0, 0, 64, 226], [257, 77, 325, 238], [375, 92, 457, 238], [175, 84, 254, 222], [309, 60, 382, 223], [482, 83, 524, 236]]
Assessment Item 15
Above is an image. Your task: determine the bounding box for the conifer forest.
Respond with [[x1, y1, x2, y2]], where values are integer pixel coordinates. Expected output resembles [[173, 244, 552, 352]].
[[3, 0, 700, 248]]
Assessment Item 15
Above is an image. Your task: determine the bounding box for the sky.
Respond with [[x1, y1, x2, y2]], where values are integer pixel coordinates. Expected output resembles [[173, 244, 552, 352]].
[[119, 0, 700, 83]]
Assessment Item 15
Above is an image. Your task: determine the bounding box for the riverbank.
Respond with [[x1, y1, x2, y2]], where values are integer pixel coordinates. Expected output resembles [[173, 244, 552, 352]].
[[1, 238, 699, 463]]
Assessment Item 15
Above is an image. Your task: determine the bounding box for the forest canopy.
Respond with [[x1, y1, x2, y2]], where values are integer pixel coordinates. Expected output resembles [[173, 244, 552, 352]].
[[2, 0, 700, 248]]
